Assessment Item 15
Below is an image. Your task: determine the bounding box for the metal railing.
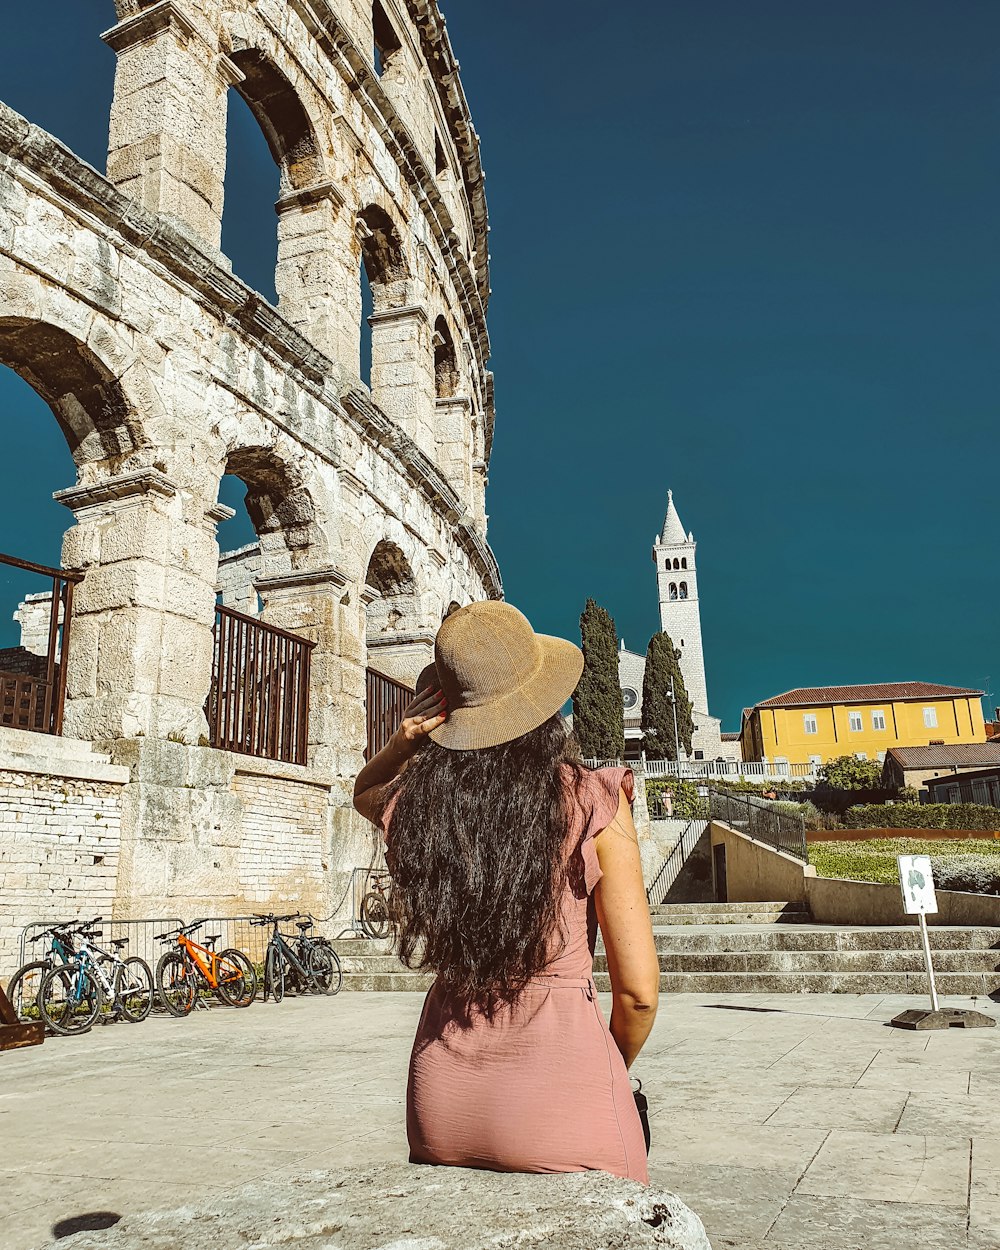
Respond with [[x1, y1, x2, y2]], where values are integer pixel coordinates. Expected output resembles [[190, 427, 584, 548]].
[[17, 917, 185, 975], [207, 605, 315, 765], [185, 913, 317, 967], [0, 553, 83, 736], [581, 757, 822, 783], [366, 667, 414, 759], [646, 819, 708, 904], [708, 788, 807, 861]]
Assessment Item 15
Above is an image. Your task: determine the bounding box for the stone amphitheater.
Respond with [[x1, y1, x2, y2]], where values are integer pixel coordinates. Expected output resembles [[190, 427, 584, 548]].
[[0, 0, 500, 968]]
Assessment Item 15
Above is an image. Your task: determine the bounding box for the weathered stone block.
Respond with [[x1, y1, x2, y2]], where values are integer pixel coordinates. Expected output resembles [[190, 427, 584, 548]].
[[49, 1163, 711, 1249]]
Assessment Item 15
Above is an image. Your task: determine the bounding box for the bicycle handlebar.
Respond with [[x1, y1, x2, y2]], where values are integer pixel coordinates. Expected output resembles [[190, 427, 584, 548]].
[[31, 917, 101, 942]]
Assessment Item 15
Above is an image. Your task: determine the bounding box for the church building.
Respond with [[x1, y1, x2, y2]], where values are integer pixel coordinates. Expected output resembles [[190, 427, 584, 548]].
[[617, 492, 733, 761]]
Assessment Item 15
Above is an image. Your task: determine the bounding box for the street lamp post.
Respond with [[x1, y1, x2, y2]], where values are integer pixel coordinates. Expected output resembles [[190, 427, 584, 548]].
[[668, 674, 680, 763]]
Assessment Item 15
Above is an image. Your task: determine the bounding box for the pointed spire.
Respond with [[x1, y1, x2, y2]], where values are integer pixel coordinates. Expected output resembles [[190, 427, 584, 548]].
[[660, 489, 688, 545]]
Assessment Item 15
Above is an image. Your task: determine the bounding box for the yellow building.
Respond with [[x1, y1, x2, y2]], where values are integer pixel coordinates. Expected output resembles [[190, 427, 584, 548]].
[[740, 682, 985, 767]]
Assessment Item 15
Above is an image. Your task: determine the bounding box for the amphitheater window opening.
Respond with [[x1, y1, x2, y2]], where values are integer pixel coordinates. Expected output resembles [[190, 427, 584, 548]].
[[679, 582, 688, 599], [668, 583, 678, 601], [222, 89, 279, 305], [435, 131, 448, 178], [434, 317, 459, 399], [372, 0, 402, 76], [365, 539, 420, 677]]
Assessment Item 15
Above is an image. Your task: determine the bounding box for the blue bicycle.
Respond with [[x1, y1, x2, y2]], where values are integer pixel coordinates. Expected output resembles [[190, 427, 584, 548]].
[[37, 928, 105, 1036], [6, 920, 91, 1027]]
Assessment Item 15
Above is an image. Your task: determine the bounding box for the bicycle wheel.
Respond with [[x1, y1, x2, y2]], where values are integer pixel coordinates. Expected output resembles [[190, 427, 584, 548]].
[[264, 945, 285, 1004], [155, 950, 196, 1017], [115, 956, 154, 1022], [39, 964, 103, 1036], [308, 944, 342, 995], [6, 961, 48, 1023], [216, 949, 257, 1008], [360, 891, 391, 939]]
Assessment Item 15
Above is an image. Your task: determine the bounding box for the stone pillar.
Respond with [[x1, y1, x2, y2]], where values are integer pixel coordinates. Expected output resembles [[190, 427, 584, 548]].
[[55, 469, 218, 744], [365, 631, 435, 689], [102, 1, 239, 249], [369, 305, 435, 455], [275, 182, 360, 371], [255, 567, 363, 777], [435, 394, 474, 513]]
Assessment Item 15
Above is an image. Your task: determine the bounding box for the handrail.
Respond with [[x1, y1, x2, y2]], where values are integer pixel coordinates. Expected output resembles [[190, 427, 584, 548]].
[[215, 603, 318, 649], [0, 551, 83, 581], [708, 787, 807, 861], [645, 819, 707, 905]]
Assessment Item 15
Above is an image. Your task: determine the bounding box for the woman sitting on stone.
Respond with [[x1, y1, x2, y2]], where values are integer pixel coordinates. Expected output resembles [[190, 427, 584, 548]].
[[353, 601, 659, 1183]]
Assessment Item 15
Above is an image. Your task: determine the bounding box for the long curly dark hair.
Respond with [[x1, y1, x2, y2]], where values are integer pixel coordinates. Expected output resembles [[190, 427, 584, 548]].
[[378, 713, 586, 1003]]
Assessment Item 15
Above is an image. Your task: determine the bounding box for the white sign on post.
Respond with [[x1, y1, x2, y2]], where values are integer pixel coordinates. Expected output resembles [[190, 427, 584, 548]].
[[898, 854, 939, 1012], [898, 854, 938, 915]]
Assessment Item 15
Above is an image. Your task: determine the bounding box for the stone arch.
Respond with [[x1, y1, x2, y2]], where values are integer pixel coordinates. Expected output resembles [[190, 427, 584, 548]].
[[433, 316, 459, 399], [364, 537, 434, 685], [0, 318, 145, 466], [226, 47, 323, 195], [220, 443, 326, 578], [679, 581, 688, 599], [357, 204, 409, 307], [669, 583, 678, 601]]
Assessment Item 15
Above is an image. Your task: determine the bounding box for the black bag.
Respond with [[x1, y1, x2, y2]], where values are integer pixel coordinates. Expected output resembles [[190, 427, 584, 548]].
[[632, 1079, 650, 1155]]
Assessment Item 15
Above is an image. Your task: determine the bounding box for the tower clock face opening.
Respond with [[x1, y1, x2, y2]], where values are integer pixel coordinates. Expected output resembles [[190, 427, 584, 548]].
[[622, 687, 639, 710]]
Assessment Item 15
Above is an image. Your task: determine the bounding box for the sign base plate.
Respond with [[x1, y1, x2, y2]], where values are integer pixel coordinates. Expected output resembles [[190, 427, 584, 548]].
[[890, 1008, 996, 1031]]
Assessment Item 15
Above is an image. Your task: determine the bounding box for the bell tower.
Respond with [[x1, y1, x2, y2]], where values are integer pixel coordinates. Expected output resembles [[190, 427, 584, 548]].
[[652, 490, 709, 725]]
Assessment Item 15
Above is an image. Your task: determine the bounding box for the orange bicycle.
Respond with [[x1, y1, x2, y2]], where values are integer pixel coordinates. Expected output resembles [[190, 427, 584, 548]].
[[154, 921, 257, 1016]]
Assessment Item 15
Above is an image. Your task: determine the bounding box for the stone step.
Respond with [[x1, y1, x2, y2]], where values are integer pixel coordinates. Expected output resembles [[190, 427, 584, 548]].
[[649, 911, 813, 926], [338, 969, 1000, 994], [641, 927, 1000, 953], [649, 901, 807, 915]]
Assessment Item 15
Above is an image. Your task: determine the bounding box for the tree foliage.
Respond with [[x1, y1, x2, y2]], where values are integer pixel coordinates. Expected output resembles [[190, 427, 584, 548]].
[[571, 599, 624, 760], [640, 632, 693, 759], [819, 754, 884, 790]]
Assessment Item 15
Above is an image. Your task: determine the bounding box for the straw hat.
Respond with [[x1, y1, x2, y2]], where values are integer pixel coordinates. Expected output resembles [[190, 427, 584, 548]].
[[428, 601, 584, 751]]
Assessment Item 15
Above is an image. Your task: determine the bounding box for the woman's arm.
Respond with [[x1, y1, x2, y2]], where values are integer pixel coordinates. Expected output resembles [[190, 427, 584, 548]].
[[353, 685, 447, 823], [593, 789, 660, 1068]]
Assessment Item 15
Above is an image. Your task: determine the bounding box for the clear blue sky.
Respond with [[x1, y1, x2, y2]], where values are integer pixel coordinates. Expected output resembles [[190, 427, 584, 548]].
[[1, 2, 998, 729]]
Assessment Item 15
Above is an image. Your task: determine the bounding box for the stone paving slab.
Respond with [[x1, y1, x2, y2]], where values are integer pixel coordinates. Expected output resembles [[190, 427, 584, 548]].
[[2, 991, 999, 1250]]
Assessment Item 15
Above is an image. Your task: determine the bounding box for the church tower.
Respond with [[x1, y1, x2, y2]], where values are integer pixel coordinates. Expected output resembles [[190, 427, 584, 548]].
[[653, 490, 710, 729]]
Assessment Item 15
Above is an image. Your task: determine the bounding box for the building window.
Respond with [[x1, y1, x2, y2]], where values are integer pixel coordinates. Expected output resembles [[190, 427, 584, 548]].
[[372, 0, 402, 75], [803, 714, 818, 735], [855, 752, 867, 760], [871, 709, 886, 731], [681, 557, 687, 568], [694, 750, 704, 760], [808, 754, 822, 768], [668, 582, 678, 601], [876, 751, 886, 762], [848, 711, 863, 732], [923, 707, 938, 729], [679, 582, 688, 599], [622, 687, 638, 710]]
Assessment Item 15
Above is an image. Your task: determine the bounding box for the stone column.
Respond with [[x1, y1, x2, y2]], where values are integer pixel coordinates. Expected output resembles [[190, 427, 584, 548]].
[[369, 305, 435, 456], [102, 1, 240, 249], [435, 394, 474, 512], [55, 469, 218, 744], [275, 182, 360, 371], [255, 566, 363, 777]]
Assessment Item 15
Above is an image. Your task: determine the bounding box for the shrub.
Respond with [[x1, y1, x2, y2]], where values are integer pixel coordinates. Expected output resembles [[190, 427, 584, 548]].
[[930, 856, 1000, 894], [646, 778, 707, 820], [843, 802, 1000, 831], [809, 837, 1000, 891], [820, 755, 885, 790]]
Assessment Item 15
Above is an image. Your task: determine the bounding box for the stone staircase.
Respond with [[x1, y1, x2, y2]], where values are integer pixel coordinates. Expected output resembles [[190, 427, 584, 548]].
[[331, 901, 1000, 996]]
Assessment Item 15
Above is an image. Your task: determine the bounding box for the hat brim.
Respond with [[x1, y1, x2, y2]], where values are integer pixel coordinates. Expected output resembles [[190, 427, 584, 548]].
[[428, 634, 584, 751]]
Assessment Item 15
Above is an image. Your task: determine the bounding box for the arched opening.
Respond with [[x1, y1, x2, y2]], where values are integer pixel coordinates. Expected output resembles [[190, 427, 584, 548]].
[[681, 557, 687, 569], [357, 205, 411, 408], [221, 48, 323, 307], [679, 582, 688, 599], [358, 205, 408, 311], [443, 600, 462, 620], [364, 539, 431, 686], [433, 316, 459, 399], [0, 319, 141, 736], [668, 583, 678, 601]]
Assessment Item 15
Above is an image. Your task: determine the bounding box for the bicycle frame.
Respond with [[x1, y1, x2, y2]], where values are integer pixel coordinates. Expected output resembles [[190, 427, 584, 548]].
[[270, 929, 313, 982], [175, 934, 240, 989]]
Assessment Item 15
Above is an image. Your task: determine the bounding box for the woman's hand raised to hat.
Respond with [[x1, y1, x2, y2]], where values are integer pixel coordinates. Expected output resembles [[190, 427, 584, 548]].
[[397, 685, 447, 744]]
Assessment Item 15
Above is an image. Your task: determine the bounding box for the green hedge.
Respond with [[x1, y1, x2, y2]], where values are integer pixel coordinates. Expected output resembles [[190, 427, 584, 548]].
[[843, 802, 1000, 831], [809, 838, 1000, 890], [645, 778, 708, 820]]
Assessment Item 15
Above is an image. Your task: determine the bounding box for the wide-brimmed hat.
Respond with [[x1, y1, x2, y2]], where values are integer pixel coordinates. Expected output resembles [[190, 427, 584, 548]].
[[428, 601, 583, 751]]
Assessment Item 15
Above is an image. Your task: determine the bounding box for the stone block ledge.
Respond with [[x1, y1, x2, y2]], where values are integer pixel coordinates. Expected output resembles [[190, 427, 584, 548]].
[[50, 1162, 712, 1249], [0, 741, 128, 786]]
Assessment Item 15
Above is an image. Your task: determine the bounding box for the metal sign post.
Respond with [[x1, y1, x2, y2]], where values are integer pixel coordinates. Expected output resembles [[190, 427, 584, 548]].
[[891, 854, 995, 1031]]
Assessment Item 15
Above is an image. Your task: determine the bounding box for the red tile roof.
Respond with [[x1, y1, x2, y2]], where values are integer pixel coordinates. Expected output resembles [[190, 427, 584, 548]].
[[886, 744, 1000, 768], [753, 682, 983, 709]]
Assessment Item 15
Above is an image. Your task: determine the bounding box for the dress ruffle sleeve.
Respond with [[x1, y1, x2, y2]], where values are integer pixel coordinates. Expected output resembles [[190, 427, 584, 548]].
[[580, 766, 636, 893]]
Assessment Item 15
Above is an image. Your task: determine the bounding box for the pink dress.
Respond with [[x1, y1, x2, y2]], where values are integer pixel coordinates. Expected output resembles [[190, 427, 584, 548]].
[[384, 765, 648, 1184]]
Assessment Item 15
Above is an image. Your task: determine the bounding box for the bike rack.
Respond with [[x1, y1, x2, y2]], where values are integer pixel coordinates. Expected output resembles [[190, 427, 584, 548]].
[[0, 984, 44, 1050], [335, 867, 381, 939]]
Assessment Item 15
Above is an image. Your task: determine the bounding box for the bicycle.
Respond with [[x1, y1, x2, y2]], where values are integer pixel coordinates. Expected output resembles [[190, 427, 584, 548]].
[[359, 870, 395, 940], [155, 921, 257, 1016], [251, 914, 340, 1002], [36, 924, 108, 1036], [289, 917, 342, 995], [6, 921, 84, 1025], [74, 924, 154, 1024]]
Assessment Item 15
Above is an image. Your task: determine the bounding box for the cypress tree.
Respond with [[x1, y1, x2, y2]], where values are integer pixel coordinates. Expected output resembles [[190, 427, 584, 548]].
[[572, 599, 624, 760], [641, 632, 694, 759]]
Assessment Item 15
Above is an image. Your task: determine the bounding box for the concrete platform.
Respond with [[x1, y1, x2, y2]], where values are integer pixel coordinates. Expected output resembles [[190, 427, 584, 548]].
[[4, 991, 1000, 1250]]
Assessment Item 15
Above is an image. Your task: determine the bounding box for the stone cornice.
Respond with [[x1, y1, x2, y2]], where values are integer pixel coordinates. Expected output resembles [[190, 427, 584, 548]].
[[367, 631, 437, 648], [100, 1, 200, 53], [275, 180, 346, 216], [0, 104, 501, 601], [54, 469, 178, 512], [256, 567, 349, 594], [367, 303, 429, 327]]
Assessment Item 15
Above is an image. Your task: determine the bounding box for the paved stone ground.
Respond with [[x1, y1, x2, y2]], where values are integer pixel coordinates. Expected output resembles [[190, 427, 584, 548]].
[[4, 991, 1000, 1250]]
